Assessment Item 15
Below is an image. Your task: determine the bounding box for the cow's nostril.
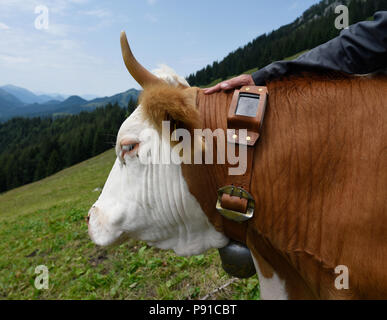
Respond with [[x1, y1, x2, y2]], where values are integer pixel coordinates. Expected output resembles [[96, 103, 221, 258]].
[[85, 215, 90, 224]]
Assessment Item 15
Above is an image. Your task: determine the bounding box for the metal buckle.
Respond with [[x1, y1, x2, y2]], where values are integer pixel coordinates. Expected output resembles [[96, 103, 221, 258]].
[[216, 185, 255, 222]]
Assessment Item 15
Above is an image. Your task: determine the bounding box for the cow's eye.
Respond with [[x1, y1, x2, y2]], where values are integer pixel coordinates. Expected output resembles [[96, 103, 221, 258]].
[[121, 142, 139, 159]]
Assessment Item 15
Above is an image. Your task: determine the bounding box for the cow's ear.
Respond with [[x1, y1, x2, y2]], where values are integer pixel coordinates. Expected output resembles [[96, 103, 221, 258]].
[[140, 84, 202, 133]]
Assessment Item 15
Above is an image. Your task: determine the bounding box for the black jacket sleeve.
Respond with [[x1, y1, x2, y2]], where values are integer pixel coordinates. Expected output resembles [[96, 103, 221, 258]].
[[252, 11, 387, 85]]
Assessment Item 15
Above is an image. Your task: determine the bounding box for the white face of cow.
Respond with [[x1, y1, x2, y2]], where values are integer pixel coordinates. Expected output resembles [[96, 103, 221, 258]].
[[87, 66, 228, 256]]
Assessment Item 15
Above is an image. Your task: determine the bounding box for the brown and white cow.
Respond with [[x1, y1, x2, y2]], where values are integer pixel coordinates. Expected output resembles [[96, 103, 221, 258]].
[[88, 32, 387, 299]]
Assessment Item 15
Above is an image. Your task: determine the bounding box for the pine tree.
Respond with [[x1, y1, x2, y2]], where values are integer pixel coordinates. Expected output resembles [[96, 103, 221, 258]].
[[0, 167, 6, 193], [92, 129, 105, 156], [46, 150, 61, 176]]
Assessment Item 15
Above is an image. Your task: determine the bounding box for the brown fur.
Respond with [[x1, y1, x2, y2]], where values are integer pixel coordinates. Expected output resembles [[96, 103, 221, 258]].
[[140, 83, 201, 132], [180, 72, 387, 299]]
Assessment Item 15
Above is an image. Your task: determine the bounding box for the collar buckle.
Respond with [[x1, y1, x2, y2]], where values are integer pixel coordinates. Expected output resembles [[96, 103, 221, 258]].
[[216, 185, 255, 222]]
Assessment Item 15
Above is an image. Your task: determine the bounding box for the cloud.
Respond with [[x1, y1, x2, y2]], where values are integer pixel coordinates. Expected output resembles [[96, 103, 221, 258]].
[[0, 22, 10, 30], [0, 1, 135, 95], [0, 25, 101, 70]]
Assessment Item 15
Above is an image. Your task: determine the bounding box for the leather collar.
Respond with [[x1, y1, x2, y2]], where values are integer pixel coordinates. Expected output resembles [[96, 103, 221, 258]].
[[181, 86, 268, 245]]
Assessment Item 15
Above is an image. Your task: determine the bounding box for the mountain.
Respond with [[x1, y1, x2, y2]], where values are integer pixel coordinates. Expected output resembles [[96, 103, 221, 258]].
[[1, 85, 39, 104], [80, 94, 100, 101], [0, 88, 24, 107], [0, 88, 25, 118], [27, 89, 140, 118], [34, 90, 69, 101], [0, 88, 140, 121], [62, 95, 88, 106], [39, 96, 88, 115], [17, 95, 88, 118], [42, 99, 62, 105], [30, 91, 99, 102], [83, 89, 140, 109], [0, 84, 66, 105]]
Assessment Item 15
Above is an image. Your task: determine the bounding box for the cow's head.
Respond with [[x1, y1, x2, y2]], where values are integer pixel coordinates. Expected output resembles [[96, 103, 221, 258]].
[[87, 32, 228, 256]]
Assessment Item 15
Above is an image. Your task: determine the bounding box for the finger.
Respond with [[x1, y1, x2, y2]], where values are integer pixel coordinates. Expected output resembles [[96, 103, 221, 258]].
[[203, 74, 254, 94], [226, 76, 248, 88], [204, 81, 232, 94], [203, 83, 222, 94], [216, 77, 243, 92], [220, 82, 232, 90], [227, 75, 254, 89]]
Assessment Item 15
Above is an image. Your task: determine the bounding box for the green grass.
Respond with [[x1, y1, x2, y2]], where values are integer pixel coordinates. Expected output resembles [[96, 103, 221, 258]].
[[0, 149, 259, 300]]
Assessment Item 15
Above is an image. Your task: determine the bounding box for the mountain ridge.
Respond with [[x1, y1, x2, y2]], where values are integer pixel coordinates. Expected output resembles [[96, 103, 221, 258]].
[[0, 86, 141, 122], [0, 84, 67, 105]]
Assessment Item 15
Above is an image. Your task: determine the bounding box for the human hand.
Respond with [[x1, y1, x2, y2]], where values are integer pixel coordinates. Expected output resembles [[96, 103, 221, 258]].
[[203, 74, 255, 94]]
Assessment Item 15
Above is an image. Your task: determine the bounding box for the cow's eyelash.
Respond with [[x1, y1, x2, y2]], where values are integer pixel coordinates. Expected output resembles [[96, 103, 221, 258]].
[[120, 142, 139, 161], [122, 144, 136, 152]]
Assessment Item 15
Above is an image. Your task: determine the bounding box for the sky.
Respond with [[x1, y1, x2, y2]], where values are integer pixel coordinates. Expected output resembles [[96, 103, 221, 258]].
[[0, 0, 321, 97]]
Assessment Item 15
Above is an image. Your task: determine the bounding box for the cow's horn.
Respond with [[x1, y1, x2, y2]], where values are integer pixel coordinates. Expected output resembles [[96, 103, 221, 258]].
[[120, 31, 163, 88]]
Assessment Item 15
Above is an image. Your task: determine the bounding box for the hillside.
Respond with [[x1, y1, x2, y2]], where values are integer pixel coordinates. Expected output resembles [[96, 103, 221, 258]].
[[0, 149, 259, 300], [0, 102, 136, 193], [187, 0, 387, 86]]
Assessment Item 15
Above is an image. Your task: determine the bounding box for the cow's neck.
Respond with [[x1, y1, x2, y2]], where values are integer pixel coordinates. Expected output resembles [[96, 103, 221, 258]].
[[182, 78, 355, 252], [183, 74, 387, 299], [181, 84, 329, 297]]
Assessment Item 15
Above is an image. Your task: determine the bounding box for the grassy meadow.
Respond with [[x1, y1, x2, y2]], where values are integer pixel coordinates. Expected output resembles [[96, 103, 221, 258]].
[[0, 149, 260, 300]]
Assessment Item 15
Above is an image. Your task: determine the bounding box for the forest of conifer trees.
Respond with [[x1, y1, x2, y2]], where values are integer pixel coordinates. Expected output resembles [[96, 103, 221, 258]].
[[0, 99, 137, 193]]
